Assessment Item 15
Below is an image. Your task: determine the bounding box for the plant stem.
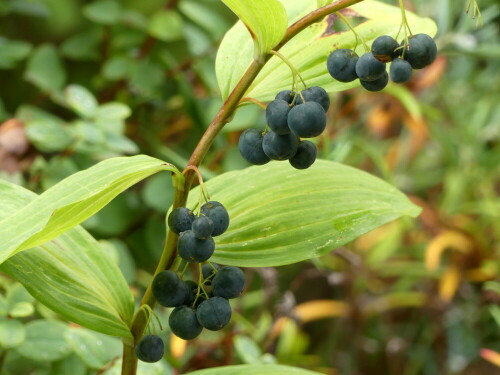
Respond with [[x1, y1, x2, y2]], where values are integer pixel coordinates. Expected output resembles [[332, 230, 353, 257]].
[[336, 11, 369, 52], [398, 0, 413, 36], [121, 1, 365, 374], [270, 50, 307, 91]]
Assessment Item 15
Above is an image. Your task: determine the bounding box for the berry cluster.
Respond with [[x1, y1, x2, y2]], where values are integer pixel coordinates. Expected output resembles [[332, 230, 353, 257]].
[[134, 201, 246, 363], [238, 86, 331, 170], [327, 33, 437, 91]]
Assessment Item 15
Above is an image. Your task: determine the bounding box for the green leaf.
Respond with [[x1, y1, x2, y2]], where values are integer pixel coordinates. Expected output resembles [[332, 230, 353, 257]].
[[8, 302, 34, 318], [60, 28, 103, 61], [3, 351, 50, 375], [102, 359, 171, 375], [234, 335, 263, 364], [17, 320, 71, 362], [216, 0, 437, 101], [0, 155, 179, 265], [141, 172, 175, 213], [187, 364, 322, 375], [187, 160, 421, 267], [24, 44, 66, 94], [83, 0, 122, 25], [64, 85, 99, 118], [148, 10, 183, 42], [0, 180, 135, 337], [102, 56, 135, 81], [50, 355, 87, 375], [221, 0, 287, 60], [317, 0, 332, 7], [64, 328, 122, 369], [0, 38, 32, 69], [0, 319, 26, 349], [25, 119, 73, 152], [96, 103, 131, 121]]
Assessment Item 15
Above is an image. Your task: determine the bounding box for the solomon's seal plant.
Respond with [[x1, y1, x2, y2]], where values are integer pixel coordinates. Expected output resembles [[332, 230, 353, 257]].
[[0, 0, 453, 374]]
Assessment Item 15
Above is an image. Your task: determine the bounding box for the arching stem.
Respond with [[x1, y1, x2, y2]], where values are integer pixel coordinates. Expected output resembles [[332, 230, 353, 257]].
[[120, 1, 366, 374], [336, 11, 369, 52]]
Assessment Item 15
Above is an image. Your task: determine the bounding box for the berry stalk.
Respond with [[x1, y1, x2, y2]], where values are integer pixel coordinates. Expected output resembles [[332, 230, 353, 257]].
[[121, 0, 365, 374]]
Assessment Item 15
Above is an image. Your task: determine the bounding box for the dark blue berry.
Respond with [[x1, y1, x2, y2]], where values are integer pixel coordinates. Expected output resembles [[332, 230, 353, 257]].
[[177, 230, 215, 262], [202, 263, 219, 285], [184, 280, 199, 305], [262, 131, 299, 160], [327, 49, 359, 83], [135, 335, 164, 363], [266, 99, 291, 135], [355, 52, 386, 81], [152, 270, 190, 308], [275, 90, 296, 104], [287, 102, 327, 138], [402, 34, 437, 69], [212, 266, 245, 299], [200, 201, 229, 236], [238, 129, 270, 166], [191, 216, 214, 240], [169, 306, 203, 340], [167, 207, 194, 235], [196, 297, 232, 331], [289, 140, 317, 170], [295, 86, 330, 112], [390, 58, 412, 83], [360, 71, 389, 92], [372, 35, 400, 62]]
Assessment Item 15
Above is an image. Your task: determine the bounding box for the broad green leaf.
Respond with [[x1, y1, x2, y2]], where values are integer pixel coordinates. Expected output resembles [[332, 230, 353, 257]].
[[17, 320, 71, 362], [0, 155, 179, 264], [187, 364, 322, 375], [64, 328, 122, 369], [102, 56, 135, 81], [142, 172, 175, 213], [0, 38, 32, 69], [0, 180, 134, 337], [221, 0, 287, 60], [24, 44, 66, 94], [3, 351, 50, 375], [148, 10, 184, 42], [96, 103, 131, 121], [0, 319, 26, 348], [8, 302, 34, 318], [317, 0, 332, 7], [60, 28, 103, 61], [216, 0, 437, 101], [50, 355, 87, 375], [179, 1, 230, 39], [25, 119, 73, 152], [83, 0, 122, 25], [188, 160, 421, 267], [234, 335, 264, 364], [64, 85, 99, 118]]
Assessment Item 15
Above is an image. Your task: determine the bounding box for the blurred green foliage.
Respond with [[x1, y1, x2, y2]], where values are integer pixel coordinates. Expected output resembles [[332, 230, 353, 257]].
[[0, 0, 499, 374]]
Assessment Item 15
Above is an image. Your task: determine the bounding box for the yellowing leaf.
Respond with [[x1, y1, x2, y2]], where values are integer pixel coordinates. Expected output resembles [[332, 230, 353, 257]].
[[170, 334, 188, 358], [363, 292, 427, 316], [425, 230, 474, 271], [439, 266, 461, 302], [271, 300, 350, 338], [481, 349, 500, 367]]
